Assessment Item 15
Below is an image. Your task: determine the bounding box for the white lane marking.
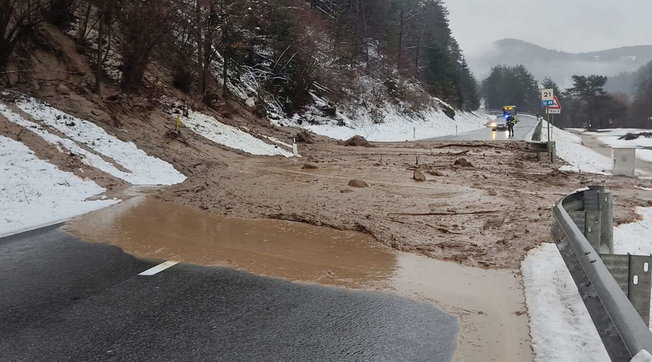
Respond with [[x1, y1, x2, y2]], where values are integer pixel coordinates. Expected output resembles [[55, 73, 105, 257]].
[[139, 261, 179, 276]]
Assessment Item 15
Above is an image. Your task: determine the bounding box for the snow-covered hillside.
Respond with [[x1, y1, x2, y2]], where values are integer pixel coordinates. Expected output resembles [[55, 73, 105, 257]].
[[0, 136, 118, 236]]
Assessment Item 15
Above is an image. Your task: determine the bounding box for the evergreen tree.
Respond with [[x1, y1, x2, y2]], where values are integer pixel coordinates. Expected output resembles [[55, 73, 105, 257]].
[[632, 60, 652, 126], [481, 65, 538, 112]]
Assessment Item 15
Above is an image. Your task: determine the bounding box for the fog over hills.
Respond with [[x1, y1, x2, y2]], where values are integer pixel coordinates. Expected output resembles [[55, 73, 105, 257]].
[[468, 39, 652, 90]]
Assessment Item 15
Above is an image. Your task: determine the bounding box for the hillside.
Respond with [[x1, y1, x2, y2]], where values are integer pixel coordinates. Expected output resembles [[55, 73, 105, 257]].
[[469, 39, 652, 87]]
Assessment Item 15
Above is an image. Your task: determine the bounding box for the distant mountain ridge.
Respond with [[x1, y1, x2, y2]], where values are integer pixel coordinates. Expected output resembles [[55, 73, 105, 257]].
[[468, 39, 652, 89]]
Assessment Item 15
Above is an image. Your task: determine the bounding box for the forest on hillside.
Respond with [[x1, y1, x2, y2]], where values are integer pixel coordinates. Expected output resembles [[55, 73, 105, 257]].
[[1, 0, 480, 120]]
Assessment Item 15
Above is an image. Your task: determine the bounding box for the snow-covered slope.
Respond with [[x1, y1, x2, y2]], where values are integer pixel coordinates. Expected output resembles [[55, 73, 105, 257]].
[[541, 121, 612, 174], [1, 96, 186, 185], [180, 111, 294, 157], [0, 136, 118, 236]]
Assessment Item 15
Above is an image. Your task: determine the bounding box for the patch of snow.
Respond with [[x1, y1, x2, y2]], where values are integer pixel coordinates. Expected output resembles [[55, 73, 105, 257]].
[[181, 111, 294, 157], [522, 243, 610, 362], [632, 349, 652, 362], [12, 97, 186, 185], [0, 136, 118, 237], [614, 207, 652, 256], [542, 121, 612, 174], [585, 129, 652, 163]]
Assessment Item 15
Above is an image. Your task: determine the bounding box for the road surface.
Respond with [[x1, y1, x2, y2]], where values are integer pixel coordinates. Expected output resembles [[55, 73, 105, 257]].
[[0, 225, 458, 361], [432, 115, 539, 141]]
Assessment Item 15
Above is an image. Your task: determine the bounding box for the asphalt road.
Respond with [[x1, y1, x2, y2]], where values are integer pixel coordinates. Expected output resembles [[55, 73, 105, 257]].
[[0, 226, 459, 361], [432, 115, 539, 141]]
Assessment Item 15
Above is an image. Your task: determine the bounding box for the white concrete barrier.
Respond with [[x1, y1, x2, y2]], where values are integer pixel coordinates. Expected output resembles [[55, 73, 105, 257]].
[[612, 148, 636, 177]]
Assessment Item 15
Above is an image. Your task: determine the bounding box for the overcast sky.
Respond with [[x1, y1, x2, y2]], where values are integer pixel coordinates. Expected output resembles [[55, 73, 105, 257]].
[[444, 0, 652, 56]]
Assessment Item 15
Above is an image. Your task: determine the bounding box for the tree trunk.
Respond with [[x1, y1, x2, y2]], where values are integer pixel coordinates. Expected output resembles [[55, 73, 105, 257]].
[[94, 1, 105, 95]]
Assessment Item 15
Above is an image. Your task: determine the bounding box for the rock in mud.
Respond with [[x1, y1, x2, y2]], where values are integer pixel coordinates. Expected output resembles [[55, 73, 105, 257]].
[[454, 158, 474, 168], [344, 135, 369, 147], [348, 179, 369, 188], [302, 163, 319, 170], [413, 169, 427, 182]]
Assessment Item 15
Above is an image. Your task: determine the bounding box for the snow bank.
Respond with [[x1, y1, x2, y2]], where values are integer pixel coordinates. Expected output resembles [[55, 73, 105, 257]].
[[0, 136, 118, 236], [302, 106, 485, 142], [9, 97, 186, 185], [181, 111, 294, 157], [522, 243, 610, 362], [542, 122, 612, 174], [585, 129, 652, 163]]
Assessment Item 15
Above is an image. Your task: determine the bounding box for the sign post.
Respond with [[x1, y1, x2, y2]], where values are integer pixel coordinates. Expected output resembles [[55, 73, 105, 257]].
[[541, 89, 554, 147]]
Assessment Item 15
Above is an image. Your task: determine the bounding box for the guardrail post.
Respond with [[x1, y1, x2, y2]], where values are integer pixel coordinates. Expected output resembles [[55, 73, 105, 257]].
[[548, 141, 556, 163], [584, 187, 603, 251], [630, 256, 652, 326], [599, 188, 614, 254], [602, 254, 652, 326]]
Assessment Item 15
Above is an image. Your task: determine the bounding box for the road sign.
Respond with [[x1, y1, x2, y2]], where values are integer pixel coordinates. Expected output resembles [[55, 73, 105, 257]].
[[546, 96, 562, 114], [549, 96, 562, 109], [542, 89, 554, 101], [541, 100, 555, 107]]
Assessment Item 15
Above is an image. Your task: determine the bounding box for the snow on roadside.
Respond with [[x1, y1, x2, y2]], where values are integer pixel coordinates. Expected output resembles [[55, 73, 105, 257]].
[[542, 121, 612, 174], [522, 243, 610, 362], [614, 207, 652, 256], [181, 111, 294, 157], [0, 136, 118, 236], [13, 97, 186, 185], [302, 107, 485, 142], [585, 129, 652, 163]]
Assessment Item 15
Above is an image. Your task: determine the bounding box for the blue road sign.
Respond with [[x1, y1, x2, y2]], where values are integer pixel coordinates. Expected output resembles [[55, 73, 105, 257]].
[[541, 100, 555, 107]]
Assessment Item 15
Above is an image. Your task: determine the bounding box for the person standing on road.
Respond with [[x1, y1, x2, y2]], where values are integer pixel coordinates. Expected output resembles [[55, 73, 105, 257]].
[[506, 115, 516, 137]]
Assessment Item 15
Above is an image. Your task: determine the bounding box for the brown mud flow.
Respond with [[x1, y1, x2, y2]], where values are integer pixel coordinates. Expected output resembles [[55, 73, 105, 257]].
[[65, 197, 532, 361]]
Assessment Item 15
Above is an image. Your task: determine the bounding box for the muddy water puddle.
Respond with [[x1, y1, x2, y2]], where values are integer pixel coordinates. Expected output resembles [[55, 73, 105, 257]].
[[65, 197, 532, 361]]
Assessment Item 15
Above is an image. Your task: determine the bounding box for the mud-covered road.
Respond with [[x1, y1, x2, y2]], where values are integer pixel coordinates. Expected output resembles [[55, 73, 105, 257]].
[[159, 138, 652, 269]]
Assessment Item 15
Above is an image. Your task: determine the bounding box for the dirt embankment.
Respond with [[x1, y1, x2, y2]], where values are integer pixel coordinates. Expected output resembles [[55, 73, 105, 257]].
[[158, 140, 652, 269]]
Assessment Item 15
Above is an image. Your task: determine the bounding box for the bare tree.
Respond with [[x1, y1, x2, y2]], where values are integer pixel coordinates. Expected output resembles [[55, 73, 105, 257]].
[[119, 0, 172, 92], [0, 0, 50, 77]]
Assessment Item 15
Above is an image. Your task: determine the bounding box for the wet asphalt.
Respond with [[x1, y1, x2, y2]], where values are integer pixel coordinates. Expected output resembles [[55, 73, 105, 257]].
[[431, 115, 539, 141], [0, 225, 459, 361]]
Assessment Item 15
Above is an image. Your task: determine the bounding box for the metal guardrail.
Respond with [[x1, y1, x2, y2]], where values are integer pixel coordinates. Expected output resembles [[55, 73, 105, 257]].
[[552, 187, 652, 361], [527, 120, 556, 161], [531, 120, 543, 141]]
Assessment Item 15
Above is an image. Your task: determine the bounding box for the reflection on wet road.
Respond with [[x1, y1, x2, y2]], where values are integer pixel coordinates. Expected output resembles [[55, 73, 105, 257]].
[[66, 196, 533, 361], [431, 115, 539, 141]]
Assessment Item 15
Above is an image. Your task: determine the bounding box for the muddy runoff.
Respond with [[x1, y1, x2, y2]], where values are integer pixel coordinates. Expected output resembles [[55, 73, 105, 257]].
[[66, 196, 532, 361]]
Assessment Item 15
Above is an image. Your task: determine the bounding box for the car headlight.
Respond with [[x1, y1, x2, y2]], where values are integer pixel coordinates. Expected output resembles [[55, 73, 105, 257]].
[[490, 122, 497, 127]]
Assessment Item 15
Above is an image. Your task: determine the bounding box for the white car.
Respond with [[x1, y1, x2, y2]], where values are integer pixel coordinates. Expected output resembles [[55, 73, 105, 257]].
[[489, 116, 507, 131]]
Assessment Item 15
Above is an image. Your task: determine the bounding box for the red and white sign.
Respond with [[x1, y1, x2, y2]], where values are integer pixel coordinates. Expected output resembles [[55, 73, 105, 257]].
[[547, 96, 562, 114]]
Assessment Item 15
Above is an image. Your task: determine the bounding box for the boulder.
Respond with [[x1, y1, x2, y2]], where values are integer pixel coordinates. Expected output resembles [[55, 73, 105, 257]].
[[344, 135, 369, 147], [348, 179, 369, 188], [413, 169, 427, 182], [454, 158, 474, 168]]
